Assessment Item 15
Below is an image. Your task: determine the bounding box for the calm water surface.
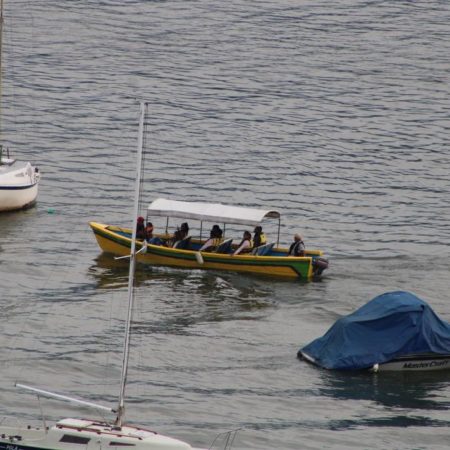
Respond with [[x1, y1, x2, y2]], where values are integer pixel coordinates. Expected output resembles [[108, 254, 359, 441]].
[[1, 1, 450, 449]]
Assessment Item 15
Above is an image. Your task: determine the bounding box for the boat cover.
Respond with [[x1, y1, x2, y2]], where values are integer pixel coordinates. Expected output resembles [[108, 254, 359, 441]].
[[299, 291, 450, 370], [147, 198, 280, 227]]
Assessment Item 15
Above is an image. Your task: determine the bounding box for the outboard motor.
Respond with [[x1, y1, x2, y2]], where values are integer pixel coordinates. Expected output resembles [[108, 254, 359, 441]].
[[313, 257, 329, 276]]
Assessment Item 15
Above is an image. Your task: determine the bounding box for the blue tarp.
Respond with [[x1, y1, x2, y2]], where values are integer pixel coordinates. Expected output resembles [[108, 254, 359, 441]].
[[299, 291, 450, 370]]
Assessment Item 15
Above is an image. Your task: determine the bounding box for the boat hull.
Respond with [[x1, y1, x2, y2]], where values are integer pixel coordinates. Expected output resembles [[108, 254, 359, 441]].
[[0, 418, 205, 450], [89, 222, 320, 279], [372, 354, 450, 372], [299, 351, 450, 372], [0, 182, 39, 211]]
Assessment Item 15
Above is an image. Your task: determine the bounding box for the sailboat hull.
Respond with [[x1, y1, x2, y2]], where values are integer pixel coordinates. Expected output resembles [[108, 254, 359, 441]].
[[0, 160, 40, 211], [0, 419, 205, 450], [0, 182, 39, 211]]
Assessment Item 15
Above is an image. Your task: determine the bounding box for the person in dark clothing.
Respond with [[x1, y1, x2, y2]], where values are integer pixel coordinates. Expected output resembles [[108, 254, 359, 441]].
[[169, 222, 190, 247], [136, 216, 146, 240], [288, 233, 305, 257], [253, 226, 267, 248], [179, 222, 189, 239], [145, 222, 164, 245], [210, 224, 222, 239], [145, 222, 154, 240]]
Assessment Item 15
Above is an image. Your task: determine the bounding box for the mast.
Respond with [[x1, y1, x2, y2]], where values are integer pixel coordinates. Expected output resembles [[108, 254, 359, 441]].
[[0, 0, 4, 152], [115, 101, 147, 427]]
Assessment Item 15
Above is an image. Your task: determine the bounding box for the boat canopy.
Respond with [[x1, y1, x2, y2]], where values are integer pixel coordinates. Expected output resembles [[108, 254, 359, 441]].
[[299, 291, 450, 370], [147, 198, 280, 227]]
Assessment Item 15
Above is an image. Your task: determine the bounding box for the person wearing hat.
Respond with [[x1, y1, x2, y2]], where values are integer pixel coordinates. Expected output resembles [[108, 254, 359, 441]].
[[253, 226, 267, 248], [288, 233, 305, 257], [136, 216, 146, 240]]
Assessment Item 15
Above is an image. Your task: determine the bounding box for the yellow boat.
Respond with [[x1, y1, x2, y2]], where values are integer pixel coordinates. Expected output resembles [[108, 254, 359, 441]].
[[90, 198, 328, 280]]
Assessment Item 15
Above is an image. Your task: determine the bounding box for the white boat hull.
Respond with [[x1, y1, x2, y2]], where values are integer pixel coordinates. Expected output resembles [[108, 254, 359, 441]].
[[299, 351, 450, 372], [0, 418, 206, 450], [0, 159, 40, 211], [372, 354, 450, 372], [0, 182, 39, 211]]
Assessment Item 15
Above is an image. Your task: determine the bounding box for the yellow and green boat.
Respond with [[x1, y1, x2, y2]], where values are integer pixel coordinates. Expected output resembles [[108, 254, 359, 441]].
[[90, 198, 328, 280]]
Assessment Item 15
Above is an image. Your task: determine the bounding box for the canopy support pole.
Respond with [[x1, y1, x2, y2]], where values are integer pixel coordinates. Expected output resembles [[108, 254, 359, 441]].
[[276, 217, 281, 247]]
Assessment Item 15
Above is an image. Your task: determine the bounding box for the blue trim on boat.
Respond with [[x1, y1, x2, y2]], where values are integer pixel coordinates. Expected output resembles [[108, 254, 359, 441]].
[[0, 183, 37, 190]]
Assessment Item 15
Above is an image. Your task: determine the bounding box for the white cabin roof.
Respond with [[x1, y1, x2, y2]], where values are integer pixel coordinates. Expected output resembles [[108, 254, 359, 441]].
[[56, 418, 95, 428], [147, 198, 280, 227], [53, 418, 201, 449]]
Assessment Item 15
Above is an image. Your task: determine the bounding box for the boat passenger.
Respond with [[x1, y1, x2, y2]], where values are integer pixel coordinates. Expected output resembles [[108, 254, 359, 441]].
[[146, 222, 164, 245], [199, 224, 223, 251], [168, 228, 183, 247], [168, 222, 190, 247], [145, 222, 154, 240], [179, 222, 189, 239], [231, 231, 252, 256], [136, 216, 146, 240], [288, 233, 305, 257], [253, 226, 267, 248]]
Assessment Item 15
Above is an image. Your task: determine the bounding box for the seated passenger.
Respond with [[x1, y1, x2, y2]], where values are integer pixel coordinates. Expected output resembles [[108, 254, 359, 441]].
[[179, 222, 189, 239], [167, 222, 190, 247], [231, 231, 252, 256], [169, 228, 185, 247], [199, 224, 223, 251], [145, 222, 164, 245], [253, 226, 267, 248], [288, 233, 305, 257], [145, 222, 154, 240], [136, 216, 146, 240]]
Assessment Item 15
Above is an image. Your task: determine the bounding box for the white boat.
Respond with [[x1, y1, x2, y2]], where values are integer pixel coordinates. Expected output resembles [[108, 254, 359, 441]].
[[0, 103, 223, 450], [0, 1, 40, 212], [0, 154, 40, 211]]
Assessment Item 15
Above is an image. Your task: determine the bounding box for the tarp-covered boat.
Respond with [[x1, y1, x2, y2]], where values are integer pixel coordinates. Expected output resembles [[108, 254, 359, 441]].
[[90, 198, 328, 280], [298, 291, 450, 371]]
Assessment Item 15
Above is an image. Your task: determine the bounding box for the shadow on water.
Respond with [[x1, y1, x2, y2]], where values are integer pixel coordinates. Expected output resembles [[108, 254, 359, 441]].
[[90, 252, 278, 303], [270, 366, 450, 432], [88, 252, 278, 334], [87, 252, 134, 290], [131, 268, 278, 334], [318, 369, 450, 411]]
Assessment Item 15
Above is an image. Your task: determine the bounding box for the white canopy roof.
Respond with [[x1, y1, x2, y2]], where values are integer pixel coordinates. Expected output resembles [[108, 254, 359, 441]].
[[147, 198, 280, 227]]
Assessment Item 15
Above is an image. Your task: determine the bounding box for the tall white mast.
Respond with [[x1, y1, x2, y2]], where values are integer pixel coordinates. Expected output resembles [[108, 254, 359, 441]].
[[0, 0, 4, 149], [115, 101, 147, 427]]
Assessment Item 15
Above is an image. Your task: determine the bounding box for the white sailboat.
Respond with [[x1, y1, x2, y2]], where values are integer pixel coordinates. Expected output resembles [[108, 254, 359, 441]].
[[0, 103, 209, 450], [0, 0, 40, 212]]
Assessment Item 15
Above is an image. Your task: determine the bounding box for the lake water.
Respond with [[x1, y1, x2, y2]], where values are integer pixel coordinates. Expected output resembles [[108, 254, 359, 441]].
[[1, 1, 450, 449]]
